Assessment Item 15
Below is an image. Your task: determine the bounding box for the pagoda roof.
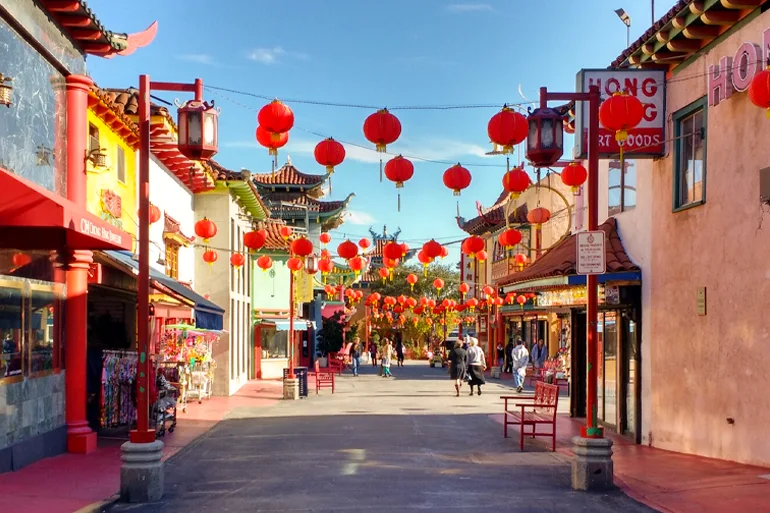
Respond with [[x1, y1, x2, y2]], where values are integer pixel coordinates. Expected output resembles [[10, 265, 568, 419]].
[[40, 0, 156, 58], [265, 192, 353, 217], [358, 226, 419, 283], [495, 218, 638, 287], [252, 162, 330, 197], [457, 199, 529, 236]]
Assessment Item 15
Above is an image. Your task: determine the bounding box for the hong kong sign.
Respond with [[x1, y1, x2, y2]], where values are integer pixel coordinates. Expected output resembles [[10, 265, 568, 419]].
[[574, 69, 666, 159], [708, 28, 770, 107]]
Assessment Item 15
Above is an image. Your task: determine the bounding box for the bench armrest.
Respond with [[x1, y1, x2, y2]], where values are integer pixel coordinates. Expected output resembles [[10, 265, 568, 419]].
[[516, 403, 557, 409]]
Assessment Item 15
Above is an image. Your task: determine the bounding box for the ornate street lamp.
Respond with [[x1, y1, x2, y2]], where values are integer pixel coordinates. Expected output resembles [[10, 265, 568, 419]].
[[176, 98, 219, 160], [526, 106, 564, 168]]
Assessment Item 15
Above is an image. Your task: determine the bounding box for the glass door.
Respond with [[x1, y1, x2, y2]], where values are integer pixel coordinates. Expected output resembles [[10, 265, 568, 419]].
[[603, 312, 618, 429], [622, 316, 639, 437], [596, 314, 603, 422]]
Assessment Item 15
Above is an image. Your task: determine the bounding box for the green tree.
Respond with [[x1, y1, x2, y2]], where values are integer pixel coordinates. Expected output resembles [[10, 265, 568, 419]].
[[368, 262, 461, 301], [316, 311, 345, 356]]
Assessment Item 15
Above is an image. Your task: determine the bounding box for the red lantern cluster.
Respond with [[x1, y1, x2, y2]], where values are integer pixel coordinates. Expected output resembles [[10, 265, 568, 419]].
[[257, 100, 294, 158], [384, 155, 414, 188], [383, 241, 403, 262], [488, 105, 528, 154], [255, 126, 288, 157], [443, 163, 471, 196], [502, 167, 530, 199], [461, 236, 485, 259], [363, 109, 401, 152], [599, 92, 644, 145], [314, 137, 346, 173], [561, 162, 588, 192]]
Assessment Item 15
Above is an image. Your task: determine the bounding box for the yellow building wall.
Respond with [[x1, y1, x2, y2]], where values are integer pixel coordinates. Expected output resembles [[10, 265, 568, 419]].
[[85, 110, 138, 249]]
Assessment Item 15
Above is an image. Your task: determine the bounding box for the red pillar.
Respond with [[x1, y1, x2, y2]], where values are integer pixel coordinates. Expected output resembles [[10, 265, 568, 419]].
[[63, 73, 96, 454]]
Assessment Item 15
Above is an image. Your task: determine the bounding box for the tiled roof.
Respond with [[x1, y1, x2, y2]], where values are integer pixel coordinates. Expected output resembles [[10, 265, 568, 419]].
[[208, 162, 271, 219], [264, 192, 353, 214], [40, 0, 157, 57], [88, 87, 139, 149], [252, 163, 329, 189], [610, 0, 766, 70], [457, 202, 529, 235], [495, 218, 639, 286], [258, 219, 290, 251], [162, 213, 194, 243]]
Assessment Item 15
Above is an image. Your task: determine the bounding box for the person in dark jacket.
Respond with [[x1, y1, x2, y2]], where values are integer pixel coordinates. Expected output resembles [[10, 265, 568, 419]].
[[504, 341, 514, 374], [395, 339, 405, 367], [447, 340, 468, 397]]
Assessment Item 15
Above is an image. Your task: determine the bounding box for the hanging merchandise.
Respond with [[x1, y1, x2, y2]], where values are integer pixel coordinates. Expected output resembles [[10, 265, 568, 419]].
[[160, 324, 220, 405], [100, 350, 138, 429]]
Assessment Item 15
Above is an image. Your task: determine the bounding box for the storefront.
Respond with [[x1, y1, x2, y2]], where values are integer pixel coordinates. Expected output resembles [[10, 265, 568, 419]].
[[254, 316, 315, 380]]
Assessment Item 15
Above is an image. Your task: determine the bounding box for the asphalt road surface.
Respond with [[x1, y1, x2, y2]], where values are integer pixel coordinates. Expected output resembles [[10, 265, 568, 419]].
[[106, 360, 656, 513]]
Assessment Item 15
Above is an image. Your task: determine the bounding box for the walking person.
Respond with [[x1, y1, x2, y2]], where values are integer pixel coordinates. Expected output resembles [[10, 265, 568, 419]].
[[496, 342, 505, 368], [531, 339, 547, 371], [511, 338, 530, 393], [448, 340, 467, 397], [395, 338, 405, 367], [351, 337, 362, 376], [381, 339, 394, 377], [369, 340, 378, 367], [504, 339, 514, 374], [466, 337, 487, 396]]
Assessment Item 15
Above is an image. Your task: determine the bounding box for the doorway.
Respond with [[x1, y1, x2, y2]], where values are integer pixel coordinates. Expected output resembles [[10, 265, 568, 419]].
[[570, 311, 586, 418]]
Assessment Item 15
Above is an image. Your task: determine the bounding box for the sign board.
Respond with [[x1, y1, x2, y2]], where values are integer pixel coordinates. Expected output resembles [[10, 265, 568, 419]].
[[574, 68, 666, 159], [708, 28, 770, 108], [576, 231, 606, 275], [696, 287, 707, 316]]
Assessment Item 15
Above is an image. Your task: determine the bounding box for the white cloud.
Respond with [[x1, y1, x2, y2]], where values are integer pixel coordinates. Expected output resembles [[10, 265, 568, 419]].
[[176, 54, 215, 65], [446, 3, 494, 13], [247, 47, 308, 64], [344, 210, 376, 225]]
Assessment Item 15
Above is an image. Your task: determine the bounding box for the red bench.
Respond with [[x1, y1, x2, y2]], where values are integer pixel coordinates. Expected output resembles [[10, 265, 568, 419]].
[[314, 360, 335, 394], [500, 381, 559, 451]]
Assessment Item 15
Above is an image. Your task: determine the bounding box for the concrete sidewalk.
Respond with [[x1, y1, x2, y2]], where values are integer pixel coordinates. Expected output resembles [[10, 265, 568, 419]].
[[0, 380, 281, 513]]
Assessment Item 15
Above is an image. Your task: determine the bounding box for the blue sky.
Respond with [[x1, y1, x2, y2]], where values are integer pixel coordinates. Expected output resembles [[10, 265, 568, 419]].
[[86, 0, 666, 264]]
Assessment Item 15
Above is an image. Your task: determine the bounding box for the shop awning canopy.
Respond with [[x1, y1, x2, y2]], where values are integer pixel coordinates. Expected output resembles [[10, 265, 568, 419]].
[[264, 319, 316, 331], [0, 167, 132, 251], [103, 250, 225, 330]]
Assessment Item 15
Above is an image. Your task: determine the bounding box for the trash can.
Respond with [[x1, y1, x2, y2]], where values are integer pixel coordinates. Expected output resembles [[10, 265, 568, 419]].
[[283, 367, 308, 398]]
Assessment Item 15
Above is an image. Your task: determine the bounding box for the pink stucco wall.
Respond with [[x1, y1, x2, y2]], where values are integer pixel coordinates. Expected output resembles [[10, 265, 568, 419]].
[[650, 12, 770, 465]]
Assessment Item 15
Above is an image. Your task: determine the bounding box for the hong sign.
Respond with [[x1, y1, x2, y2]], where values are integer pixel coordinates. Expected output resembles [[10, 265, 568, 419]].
[[576, 231, 606, 275], [709, 28, 770, 107], [574, 69, 666, 159]]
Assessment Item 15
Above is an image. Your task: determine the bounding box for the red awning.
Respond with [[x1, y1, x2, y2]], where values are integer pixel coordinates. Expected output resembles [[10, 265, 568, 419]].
[[0, 167, 133, 251]]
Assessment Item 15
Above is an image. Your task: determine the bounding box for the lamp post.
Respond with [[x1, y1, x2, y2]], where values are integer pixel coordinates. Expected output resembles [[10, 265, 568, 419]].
[[121, 75, 218, 503], [614, 8, 631, 47], [527, 85, 614, 491]]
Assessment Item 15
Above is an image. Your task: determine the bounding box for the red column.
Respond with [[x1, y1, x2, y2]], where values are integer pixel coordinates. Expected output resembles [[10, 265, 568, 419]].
[[63, 75, 97, 454]]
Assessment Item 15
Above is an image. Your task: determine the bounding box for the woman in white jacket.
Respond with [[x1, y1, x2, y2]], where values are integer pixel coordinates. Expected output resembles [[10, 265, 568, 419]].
[[511, 339, 529, 393], [465, 337, 487, 396]]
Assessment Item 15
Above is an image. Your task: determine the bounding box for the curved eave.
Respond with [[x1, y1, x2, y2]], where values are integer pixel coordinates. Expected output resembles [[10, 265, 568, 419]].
[[220, 181, 270, 220]]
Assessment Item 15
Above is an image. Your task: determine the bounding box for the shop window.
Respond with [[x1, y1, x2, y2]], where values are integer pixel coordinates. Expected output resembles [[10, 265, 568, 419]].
[[260, 327, 287, 359], [673, 98, 707, 210], [165, 242, 179, 279], [116, 146, 126, 183], [0, 282, 24, 382], [608, 160, 636, 215], [89, 123, 100, 154]]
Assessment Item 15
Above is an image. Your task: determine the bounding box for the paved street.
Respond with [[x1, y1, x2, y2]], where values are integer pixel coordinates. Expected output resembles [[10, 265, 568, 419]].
[[107, 361, 655, 513]]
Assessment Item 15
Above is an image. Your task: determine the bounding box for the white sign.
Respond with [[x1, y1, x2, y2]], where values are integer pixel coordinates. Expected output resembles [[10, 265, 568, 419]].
[[576, 231, 606, 275], [574, 68, 666, 159]]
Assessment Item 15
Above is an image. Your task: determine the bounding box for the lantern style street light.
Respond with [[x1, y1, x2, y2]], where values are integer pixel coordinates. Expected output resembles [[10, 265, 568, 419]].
[[527, 85, 611, 491], [122, 75, 218, 504]]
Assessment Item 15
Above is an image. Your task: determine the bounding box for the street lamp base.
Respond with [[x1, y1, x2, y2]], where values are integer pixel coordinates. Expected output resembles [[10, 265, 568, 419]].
[[120, 439, 165, 503], [282, 377, 299, 400], [571, 436, 614, 491]]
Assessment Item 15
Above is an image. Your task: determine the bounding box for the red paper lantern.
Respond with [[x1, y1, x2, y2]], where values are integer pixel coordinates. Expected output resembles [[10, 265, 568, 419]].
[[257, 255, 273, 271], [321, 249, 331, 259], [514, 253, 528, 269], [359, 238, 371, 250], [476, 250, 488, 262], [406, 273, 418, 291], [258, 99, 294, 134], [290, 236, 314, 258], [502, 167, 530, 199], [422, 239, 443, 260], [319, 232, 331, 245], [324, 284, 336, 297], [378, 267, 390, 281], [384, 155, 414, 188], [383, 257, 398, 270], [148, 204, 161, 224], [482, 285, 495, 297], [527, 207, 551, 228], [337, 240, 358, 260], [314, 137, 346, 173], [440, 246, 449, 259], [348, 256, 366, 275], [12, 252, 31, 267], [749, 67, 770, 117], [498, 228, 522, 250], [318, 257, 334, 276], [599, 92, 644, 145], [433, 278, 444, 292], [561, 162, 588, 192], [244, 229, 267, 252], [417, 250, 432, 276], [488, 106, 528, 153], [466, 298, 479, 311], [459, 282, 470, 299], [256, 125, 289, 156], [443, 163, 471, 196], [461, 236, 485, 258], [202, 249, 218, 266], [383, 241, 403, 261], [363, 108, 402, 152], [279, 226, 293, 240], [516, 294, 527, 308], [195, 218, 217, 243], [505, 292, 516, 304], [287, 257, 303, 272], [230, 253, 245, 269]]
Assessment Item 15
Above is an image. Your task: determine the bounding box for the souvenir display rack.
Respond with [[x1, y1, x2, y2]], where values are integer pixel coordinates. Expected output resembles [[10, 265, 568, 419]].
[[160, 324, 219, 407]]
